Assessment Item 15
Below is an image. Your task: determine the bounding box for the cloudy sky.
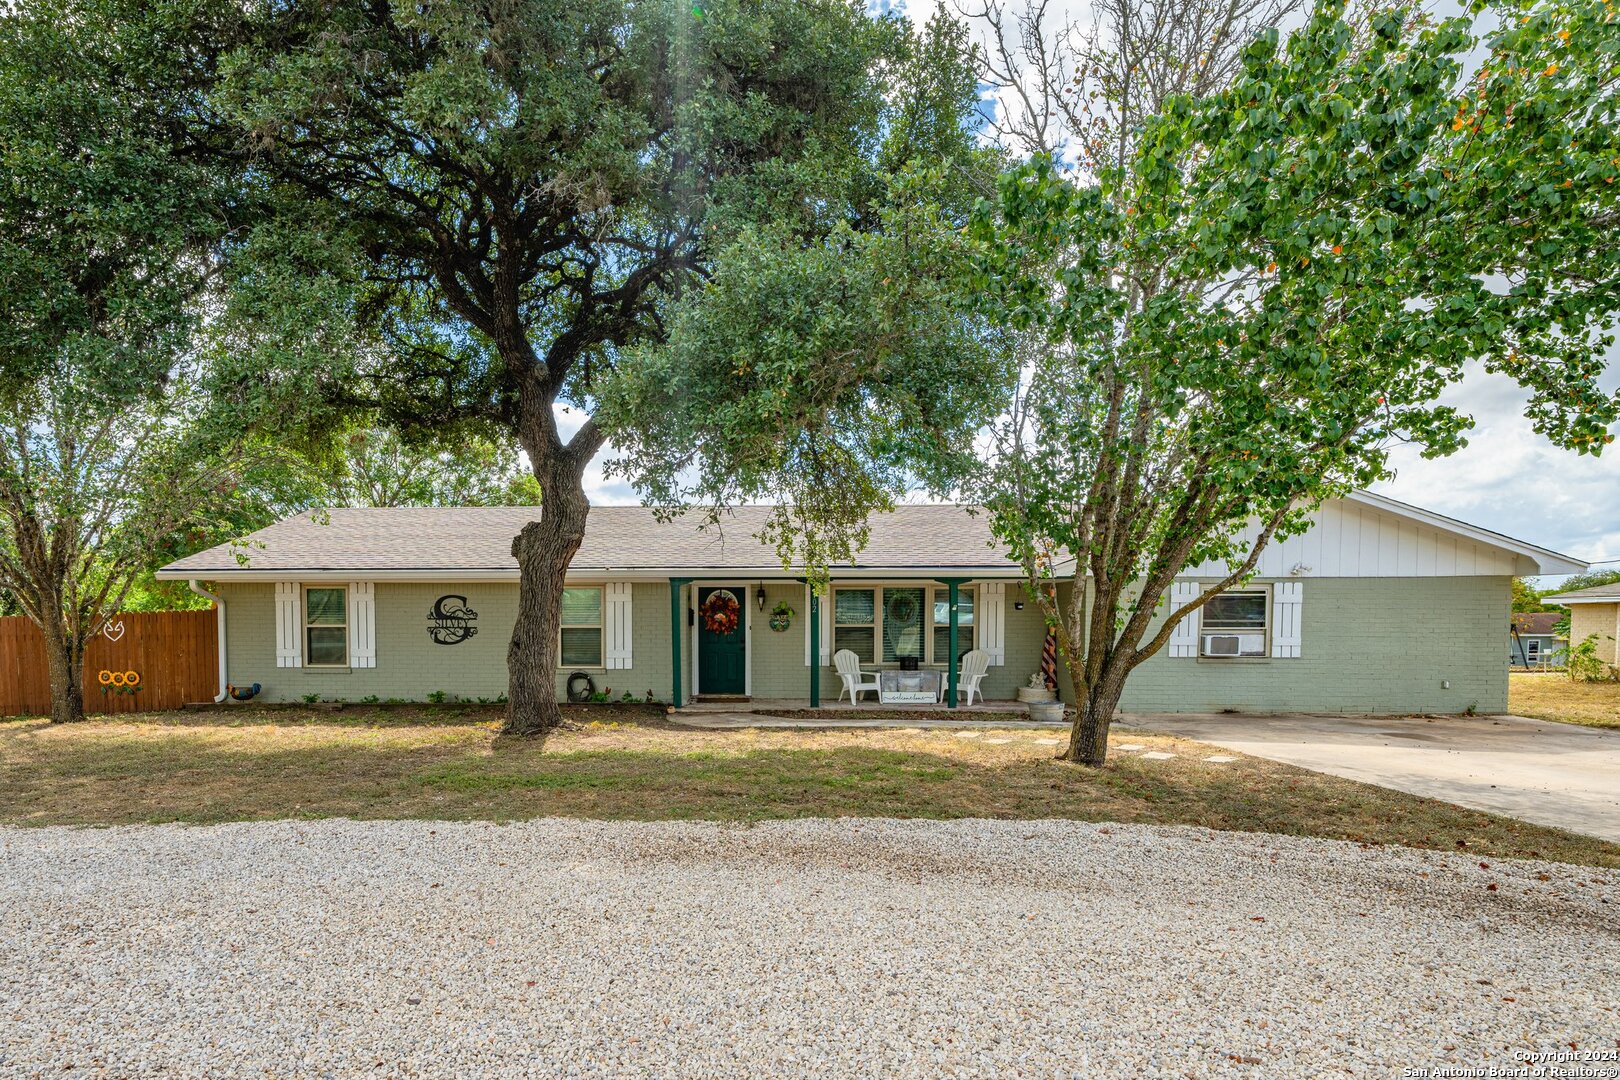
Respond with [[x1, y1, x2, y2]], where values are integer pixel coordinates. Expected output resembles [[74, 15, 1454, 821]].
[[564, 0, 1619, 587]]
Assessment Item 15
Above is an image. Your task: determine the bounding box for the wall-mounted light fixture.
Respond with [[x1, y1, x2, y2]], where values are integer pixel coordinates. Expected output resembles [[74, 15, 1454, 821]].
[[755, 583, 768, 611]]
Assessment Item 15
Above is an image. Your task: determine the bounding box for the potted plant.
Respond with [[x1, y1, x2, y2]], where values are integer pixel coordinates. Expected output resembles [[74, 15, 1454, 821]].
[[1027, 699, 1065, 723], [1016, 672, 1056, 703]]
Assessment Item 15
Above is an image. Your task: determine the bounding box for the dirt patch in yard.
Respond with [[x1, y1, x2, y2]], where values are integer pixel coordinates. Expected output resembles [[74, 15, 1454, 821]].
[[1509, 673, 1620, 730], [1, 707, 1615, 867]]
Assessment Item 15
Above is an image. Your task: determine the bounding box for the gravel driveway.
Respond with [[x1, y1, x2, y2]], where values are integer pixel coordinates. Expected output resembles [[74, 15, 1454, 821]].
[[2, 819, 1615, 1077]]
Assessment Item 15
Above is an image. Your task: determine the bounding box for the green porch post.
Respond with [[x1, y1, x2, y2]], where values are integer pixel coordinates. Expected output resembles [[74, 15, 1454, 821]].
[[937, 578, 969, 708], [807, 580, 820, 708], [669, 578, 691, 708]]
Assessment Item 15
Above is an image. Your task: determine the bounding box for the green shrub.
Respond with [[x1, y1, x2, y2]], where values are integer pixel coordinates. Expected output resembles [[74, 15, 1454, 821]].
[[1566, 634, 1611, 682]]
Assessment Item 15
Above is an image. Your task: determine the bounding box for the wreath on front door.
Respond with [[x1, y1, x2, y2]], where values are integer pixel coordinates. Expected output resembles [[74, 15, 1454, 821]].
[[700, 590, 742, 635]]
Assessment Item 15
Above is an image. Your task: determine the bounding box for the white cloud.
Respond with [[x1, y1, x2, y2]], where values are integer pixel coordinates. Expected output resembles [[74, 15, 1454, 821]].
[[1375, 356, 1620, 580]]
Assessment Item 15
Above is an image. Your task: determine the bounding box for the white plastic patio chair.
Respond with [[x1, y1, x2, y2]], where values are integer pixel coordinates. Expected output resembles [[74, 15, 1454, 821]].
[[956, 649, 990, 706], [834, 649, 881, 703]]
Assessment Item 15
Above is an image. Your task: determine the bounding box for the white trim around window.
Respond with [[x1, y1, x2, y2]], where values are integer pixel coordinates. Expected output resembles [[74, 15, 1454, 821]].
[[829, 583, 977, 666], [303, 584, 350, 668], [559, 585, 606, 669], [1197, 585, 1270, 659]]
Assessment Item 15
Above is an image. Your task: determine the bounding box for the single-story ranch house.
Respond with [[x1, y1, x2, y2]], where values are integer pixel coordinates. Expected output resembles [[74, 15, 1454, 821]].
[[1509, 611, 1566, 667], [156, 491, 1582, 714], [1540, 582, 1620, 669]]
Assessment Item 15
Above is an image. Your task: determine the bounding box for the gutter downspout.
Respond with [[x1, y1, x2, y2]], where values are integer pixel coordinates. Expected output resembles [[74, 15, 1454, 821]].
[[188, 579, 229, 703]]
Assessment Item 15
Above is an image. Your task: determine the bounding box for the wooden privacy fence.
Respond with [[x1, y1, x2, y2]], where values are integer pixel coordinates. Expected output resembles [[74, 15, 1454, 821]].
[[0, 609, 219, 716]]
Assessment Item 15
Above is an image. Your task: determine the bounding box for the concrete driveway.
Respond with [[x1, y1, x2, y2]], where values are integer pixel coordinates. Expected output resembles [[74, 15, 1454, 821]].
[[1121, 711, 1620, 844]]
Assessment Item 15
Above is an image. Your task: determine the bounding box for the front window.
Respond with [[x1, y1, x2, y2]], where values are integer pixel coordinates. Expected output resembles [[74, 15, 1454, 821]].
[[559, 587, 604, 667], [834, 588, 877, 663], [1199, 589, 1268, 657], [305, 587, 348, 667], [882, 587, 925, 663], [932, 590, 975, 663], [832, 585, 978, 665]]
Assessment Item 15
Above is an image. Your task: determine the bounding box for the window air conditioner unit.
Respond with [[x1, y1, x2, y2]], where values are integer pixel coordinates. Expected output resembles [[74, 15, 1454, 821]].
[[1201, 633, 1264, 657]]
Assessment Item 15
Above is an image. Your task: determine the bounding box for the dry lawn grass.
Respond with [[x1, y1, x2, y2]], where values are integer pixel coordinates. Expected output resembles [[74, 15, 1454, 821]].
[[1509, 672, 1620, 729], [2, 704, 1615, 867]]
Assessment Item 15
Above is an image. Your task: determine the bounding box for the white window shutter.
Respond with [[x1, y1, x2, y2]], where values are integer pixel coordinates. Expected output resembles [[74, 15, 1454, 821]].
[[979, 582, 1006, 665], [819, 591, 831, 665], [1271, 581, 1303, 658], [1167, 581, 1202, 658], [804, 585, 831, 665], [348, 582, 376, 668], [275, 582, 303, 668], [605, 582, 633, 669]]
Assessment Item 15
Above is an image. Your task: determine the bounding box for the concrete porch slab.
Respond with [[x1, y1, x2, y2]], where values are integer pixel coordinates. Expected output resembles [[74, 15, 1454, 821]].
[[669, 711, 1069, 731]]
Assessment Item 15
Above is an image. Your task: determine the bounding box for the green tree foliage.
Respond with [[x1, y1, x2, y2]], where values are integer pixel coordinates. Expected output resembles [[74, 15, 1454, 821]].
[[1548, 567, 1620, 593], [1513, 577, 1551, 612], [322, 428, 541, 509], [0, 0, 267, 722], [214, 0, 989, 732], [969, 0, 1620, 764], [598, 11, 1009, 575]]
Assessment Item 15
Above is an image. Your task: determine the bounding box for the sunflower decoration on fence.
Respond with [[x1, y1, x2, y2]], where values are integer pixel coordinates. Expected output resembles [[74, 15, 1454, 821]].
[[699, 590, 742, 635], [97, 669, 142, 696]]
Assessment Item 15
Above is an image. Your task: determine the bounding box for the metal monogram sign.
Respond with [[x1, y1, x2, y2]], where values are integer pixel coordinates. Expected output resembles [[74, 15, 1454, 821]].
[[427, 595, 479, 645]]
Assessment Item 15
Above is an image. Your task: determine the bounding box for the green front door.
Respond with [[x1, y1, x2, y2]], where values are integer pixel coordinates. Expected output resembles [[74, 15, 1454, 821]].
[[697, 586, 747, 695]]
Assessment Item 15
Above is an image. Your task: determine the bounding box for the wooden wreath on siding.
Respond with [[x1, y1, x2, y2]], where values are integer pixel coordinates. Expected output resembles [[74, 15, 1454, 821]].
[[699, 590, 742, 635]]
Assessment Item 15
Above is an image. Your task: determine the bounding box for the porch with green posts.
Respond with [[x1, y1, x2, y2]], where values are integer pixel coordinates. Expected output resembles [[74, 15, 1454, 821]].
[[806, 576, 975, 708], [669, 575, 982, 710]]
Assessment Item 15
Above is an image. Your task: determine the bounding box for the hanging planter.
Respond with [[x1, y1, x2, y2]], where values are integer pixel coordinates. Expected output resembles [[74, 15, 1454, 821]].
[[768, 600, 795, 632], [699, 590, 742, 635]]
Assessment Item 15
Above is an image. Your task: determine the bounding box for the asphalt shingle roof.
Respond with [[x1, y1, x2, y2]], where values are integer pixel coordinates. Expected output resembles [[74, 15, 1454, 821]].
[[1510, 612, 1562, 636], [158, 505, 1018, 577], [1543, 582, 1620, 603]]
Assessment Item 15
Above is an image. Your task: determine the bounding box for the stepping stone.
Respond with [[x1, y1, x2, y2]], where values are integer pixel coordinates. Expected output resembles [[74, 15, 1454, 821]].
[[1114, 743, 1146, 752], [1203, 754, 1237, 763], [953, 731, 982, 739], [1139, 751, 1176, 760]]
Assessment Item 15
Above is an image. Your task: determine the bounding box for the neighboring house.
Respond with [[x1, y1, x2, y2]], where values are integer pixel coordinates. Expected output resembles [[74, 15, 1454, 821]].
[[1538, 583, 1620, 668], [1509, 611, 1566, 667], [155, 491, 1583, 714]]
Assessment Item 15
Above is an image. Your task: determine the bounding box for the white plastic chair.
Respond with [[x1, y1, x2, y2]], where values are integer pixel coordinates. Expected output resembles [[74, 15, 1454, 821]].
[[834, 649, 881, 703], [956, 649, 990, 706]]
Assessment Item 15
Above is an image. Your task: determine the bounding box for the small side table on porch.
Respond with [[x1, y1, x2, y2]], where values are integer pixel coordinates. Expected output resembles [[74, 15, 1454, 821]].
[[878, 669, 942, 704]]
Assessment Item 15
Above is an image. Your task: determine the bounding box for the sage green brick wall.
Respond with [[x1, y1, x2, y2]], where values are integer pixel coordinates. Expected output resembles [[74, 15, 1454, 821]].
[[217, 582, 671, 704], [218, 574, 1507, 712], [1045, 576, 1507, 714]]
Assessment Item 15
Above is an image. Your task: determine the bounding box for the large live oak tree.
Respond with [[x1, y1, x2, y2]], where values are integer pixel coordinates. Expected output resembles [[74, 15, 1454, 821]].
[[216, 0, 984, 733], [969, 0, 1620, 764]]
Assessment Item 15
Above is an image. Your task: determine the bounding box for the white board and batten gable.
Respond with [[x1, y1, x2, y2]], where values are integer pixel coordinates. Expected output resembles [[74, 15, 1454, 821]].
[[1164, 491, 1582, 662], [1179, 491, 1578, 580]]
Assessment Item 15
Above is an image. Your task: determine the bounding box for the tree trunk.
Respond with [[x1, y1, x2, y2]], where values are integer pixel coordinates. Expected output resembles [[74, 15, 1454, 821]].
[[504, 476, 590, 736], [42, 624, 86, 724], [1061, 658, 1127, 766]]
